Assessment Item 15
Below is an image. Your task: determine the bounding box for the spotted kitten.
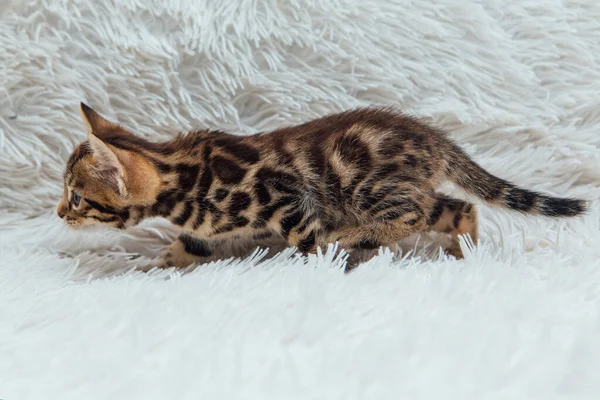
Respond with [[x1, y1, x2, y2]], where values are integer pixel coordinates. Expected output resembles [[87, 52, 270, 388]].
[[58, 103, 586, 268]]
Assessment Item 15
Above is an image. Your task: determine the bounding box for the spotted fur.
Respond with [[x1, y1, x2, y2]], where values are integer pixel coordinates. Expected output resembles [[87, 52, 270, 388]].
[[57, 103, 587, 268]]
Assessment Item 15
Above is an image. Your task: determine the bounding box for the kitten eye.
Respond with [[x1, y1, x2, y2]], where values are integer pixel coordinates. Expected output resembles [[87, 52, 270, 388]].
[[72, 192, 82, 207]]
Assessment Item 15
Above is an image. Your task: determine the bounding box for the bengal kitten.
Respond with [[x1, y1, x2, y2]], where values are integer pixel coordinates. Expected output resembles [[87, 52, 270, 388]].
[[57, 103, 586, 269]]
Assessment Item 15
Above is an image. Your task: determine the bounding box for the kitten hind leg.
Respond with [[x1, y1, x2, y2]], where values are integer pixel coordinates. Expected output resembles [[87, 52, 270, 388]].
[[325, 217, 426, 250], [323, 200, 427, 260], [427, 194, 478, 259], [282, 196, 428, 269]]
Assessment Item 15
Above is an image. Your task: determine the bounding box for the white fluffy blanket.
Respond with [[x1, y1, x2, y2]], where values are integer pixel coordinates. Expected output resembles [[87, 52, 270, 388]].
[[1, 1, 600, 398]]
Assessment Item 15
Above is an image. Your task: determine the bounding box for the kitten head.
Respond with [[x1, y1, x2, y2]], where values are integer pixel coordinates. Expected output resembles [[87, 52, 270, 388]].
[[57, 103, 160, 229]]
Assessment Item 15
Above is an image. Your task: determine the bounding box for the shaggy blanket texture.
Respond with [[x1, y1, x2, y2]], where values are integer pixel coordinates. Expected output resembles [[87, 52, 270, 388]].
[[2, 0, 600, 398]]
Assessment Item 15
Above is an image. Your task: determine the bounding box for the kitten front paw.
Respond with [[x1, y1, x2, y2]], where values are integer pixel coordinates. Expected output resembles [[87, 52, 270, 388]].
[[444, 243, 465, 260], [158, 246, 199, 269]]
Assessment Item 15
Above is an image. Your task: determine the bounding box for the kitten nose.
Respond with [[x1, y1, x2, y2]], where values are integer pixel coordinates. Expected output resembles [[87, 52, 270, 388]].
[[57, 208, 65, 219]]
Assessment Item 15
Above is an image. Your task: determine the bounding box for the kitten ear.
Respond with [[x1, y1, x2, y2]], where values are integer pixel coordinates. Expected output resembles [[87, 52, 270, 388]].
[[80, 102, 119, 135], [88, 134, 128, 197]]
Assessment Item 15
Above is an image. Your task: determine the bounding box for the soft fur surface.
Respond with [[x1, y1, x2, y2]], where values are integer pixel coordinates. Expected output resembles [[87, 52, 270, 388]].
[[2, 1, 600, 398]]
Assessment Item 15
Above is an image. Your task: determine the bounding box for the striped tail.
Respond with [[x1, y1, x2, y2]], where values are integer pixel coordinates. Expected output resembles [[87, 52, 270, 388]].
[[446, 145, 587, 217]]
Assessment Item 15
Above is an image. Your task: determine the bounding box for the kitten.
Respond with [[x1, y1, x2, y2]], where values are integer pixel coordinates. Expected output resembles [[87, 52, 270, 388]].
[[57, 103, 586, 269]]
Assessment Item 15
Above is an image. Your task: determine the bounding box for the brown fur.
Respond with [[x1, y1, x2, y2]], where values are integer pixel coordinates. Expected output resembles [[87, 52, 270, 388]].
[[58, 103, 587, 268]]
